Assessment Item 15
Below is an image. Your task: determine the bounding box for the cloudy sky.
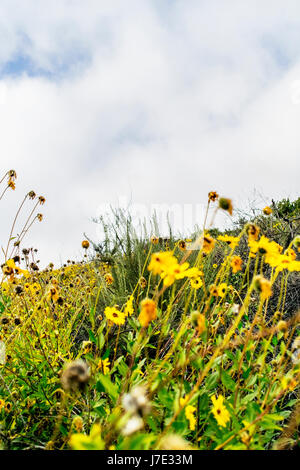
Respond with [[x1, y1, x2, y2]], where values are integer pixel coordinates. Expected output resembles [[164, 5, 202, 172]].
[[0, 0, 300, 266]]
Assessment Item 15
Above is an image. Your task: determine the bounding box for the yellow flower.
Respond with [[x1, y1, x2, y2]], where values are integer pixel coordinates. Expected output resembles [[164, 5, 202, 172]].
[[4, 402, 12, 413], [218, 235, 240, 249], [231, 255, 243, 273], [160, 262, 190, 287], [6, 259, 17, 270], [281, 376, 298, 392], [218, 282, 228, 298], [190, 277, 203, 290], [97, 357, 110, 375], [184, 267, 203, 278], [138, 298, 157, 328], [179, 397, 196, 431], [185, 405, 196, 431], [201, 233, 215, 254], [249, 236, 282, 267], [47, 286, 60, 302], [104, 306, 125, 326], [148, 251, 177, 275], [253, 275, 272, 299], [69, 424, 104, 450], [286, 248, 296, 260], [104, 273, 113, 286], [190, 312, 206, 334], [209, 284, 218, 296], [72, 416, 84, 433], [211, 395, 230, 427], [124, 295, 134, 316]]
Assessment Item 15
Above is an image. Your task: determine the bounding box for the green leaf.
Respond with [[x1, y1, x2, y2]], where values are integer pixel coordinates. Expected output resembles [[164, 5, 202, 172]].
[[96, 374, 118, 403], [221, 371, 236, 392], [117, 358, 129, 377], [88, 329, 96, 343], [98, 332, 105, 351], [205, 371, 219, 390]]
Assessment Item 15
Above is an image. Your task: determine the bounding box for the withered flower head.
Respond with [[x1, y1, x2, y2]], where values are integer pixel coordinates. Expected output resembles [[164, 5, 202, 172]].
[[2, 264, 13, 276], [8, 170, 17, 180], [253, 275, 272, 299], [138, 276, 147, 289], [28, 191, 36, 200], [8, 179, 15, 190], [38, 196, 46, 205], [190, 311, 206, 334], [276, 320, 288, 332], [159, 434, 193, 450], [15, 286, 23, 295], [122, 385, 151, 418], [81, 240, 90, 249], [293, 236, 300, 252], [61, 360, 90, 392], [37, 213, 43, 222], [150, 235, 159, 245], [263, 206, 272, 216], [30, 262, 39, 271], [246, 223, 260, 241], [208, 191, 219, 202], [178, 240, 186, 251], [218, 197, 233, 215], [209, 284, 218, 297], [81, 340, 92, 354]]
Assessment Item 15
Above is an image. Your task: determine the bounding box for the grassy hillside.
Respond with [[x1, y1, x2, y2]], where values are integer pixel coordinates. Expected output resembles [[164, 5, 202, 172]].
[[0, 172, 299, 450]]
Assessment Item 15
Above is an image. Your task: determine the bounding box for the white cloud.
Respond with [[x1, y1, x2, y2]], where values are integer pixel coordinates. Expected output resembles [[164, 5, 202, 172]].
[[0, 0, 299, 265]]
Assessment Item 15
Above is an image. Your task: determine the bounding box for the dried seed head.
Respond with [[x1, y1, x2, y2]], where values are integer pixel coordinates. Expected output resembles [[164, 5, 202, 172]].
[[28, 191, 36, 200], [159, 434, 193, 450], [15, 286, 23, 295], [277, 320, 288, 332], [138, 276, 147, 289], [121, 415, 144, 436], [61, 360, 90, 392], [122, 386, 151, 417], [208, 191, 219, 202], [8, 170, 17, 180], [218, 197, 233, 215]]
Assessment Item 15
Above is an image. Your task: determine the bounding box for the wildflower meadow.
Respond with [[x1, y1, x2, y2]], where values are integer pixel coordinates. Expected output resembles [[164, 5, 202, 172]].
[[0, 170, 299, 451]]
